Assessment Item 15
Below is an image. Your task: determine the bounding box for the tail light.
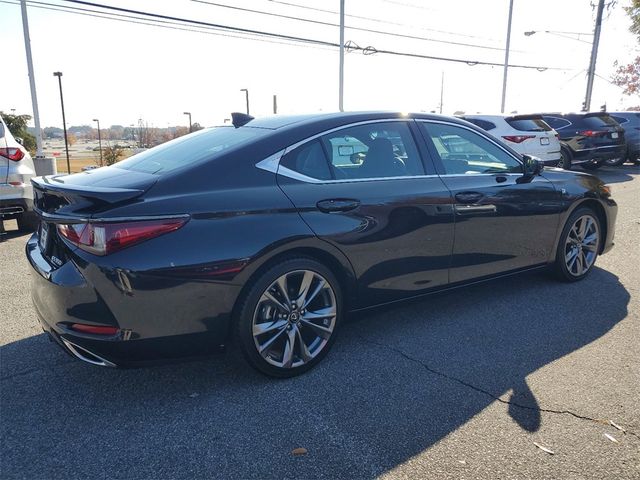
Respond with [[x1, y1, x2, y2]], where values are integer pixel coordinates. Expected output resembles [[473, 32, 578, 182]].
[[0, 147, 25, 161], [502, 135, 536, 144], [70, 323, 119, 335], [578, 130, 607, 137], [57, 217, 188, 256]]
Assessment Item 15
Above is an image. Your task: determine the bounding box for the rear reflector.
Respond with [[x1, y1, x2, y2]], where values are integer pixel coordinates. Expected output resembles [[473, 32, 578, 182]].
[[57, 217, 188, 256], [70, 324, 119, 335], [502, 135, 536, 144], [0, 147, 25, 161]]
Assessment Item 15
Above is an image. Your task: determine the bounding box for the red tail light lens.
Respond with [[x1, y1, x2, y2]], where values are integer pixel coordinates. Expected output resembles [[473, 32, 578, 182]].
[[502, 135, 536, 144], [70, 323, 119, 335], [0, 147, 25, 161], [578, 130, 607, 137], [57, 218, 188, 255]]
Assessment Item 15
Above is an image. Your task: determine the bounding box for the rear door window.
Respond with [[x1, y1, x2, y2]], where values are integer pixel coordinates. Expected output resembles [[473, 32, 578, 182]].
[[463, 118, 497, 131], [320, 122, 425, 179], [611, 116, 629, 125]]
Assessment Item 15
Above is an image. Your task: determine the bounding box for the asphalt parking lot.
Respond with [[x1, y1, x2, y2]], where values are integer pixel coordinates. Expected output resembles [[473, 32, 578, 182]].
[[1, 164, 639, 479]]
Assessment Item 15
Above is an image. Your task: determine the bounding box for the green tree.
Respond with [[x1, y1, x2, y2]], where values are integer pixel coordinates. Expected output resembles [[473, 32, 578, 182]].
[[0, 111, 37, 154], [613, 1, 640, 96]]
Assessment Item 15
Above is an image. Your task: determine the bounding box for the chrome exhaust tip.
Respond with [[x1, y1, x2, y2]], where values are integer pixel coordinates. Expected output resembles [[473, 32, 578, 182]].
[[60, 338, 117, 367]]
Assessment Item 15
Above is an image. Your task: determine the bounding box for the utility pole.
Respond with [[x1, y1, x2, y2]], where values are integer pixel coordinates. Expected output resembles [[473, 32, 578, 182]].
[[183, 111, 192, 132], [20, 0, 44, 158], [93, 119, 102, 166], [439, 71, 444, 114], [273, 94, 278, 114], [338, 0, 345, 112], [584, 0, 605, 111], [500, 0, 514, 114], [53, 72, 70, 174]]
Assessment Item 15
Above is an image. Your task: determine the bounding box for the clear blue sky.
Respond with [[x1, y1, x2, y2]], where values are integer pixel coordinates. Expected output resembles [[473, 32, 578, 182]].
[[1, 0, 638, 129]]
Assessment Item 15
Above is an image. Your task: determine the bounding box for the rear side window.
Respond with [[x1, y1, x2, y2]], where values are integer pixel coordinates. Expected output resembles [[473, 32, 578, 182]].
[[581, 114, 619, 128], [464, 118, 496, 131], [506, 117, 551, 132], [116, 126, 268, 175], [611, 116, 628, 125], [543, 116, 571, 130], [280, 140, 332, 180]]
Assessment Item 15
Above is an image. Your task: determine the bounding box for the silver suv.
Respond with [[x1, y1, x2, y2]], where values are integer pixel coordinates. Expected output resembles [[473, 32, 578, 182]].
[[0, 116, 37, 231]]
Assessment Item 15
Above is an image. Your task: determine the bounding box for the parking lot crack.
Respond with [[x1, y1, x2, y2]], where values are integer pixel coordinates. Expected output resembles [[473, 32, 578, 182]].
[[358, 335, 640, 441]]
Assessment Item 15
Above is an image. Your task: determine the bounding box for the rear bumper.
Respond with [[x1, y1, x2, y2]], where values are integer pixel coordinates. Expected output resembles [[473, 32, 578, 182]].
[[26, 235, 239, 367], [572, 145, 627, 163], [0, 196, 33, 217]]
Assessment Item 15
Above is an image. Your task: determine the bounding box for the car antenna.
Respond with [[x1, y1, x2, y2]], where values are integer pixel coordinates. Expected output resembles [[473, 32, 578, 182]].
[[231, 112, 255, 128]]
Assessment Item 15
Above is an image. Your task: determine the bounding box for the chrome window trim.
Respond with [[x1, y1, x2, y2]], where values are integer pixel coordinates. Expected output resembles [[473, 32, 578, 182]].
[[255, 117, 527, 184]]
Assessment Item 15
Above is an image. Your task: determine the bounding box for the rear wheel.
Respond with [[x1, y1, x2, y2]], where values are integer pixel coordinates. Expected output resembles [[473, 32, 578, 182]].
[[233, 257, 342, 377], [604, 156, 625, 167], [17, 212, 39, 232], [553, 208, 601, 282], [557, 148, 572, 170]]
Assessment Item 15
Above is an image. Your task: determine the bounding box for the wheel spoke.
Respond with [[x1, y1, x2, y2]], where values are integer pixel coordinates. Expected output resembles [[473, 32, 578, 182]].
[[300, 318, 334, 340], [257, 327, 287, 355], [302, 278, 326, 309], [297, 271, 315, 305], [275, 276, 292, 308], [583, 232, 597, 246], [565, 248, 578, 265], [282, 327, 297, 368], [303, 306, 336, 320], [295, 326, 312, 363], [577, 217, 587, 239], [262, 291, 290, 314], [253, 319, 288, 336], [575, 251, 584, 275]]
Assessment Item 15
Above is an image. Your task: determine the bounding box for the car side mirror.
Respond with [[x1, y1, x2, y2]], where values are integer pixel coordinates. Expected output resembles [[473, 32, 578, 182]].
[[518, 155, 543, 183]]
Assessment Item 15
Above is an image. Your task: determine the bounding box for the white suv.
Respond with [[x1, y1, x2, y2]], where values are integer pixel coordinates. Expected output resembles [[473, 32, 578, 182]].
[[0, 116, 37, 231], [460, 114, 561, 166]]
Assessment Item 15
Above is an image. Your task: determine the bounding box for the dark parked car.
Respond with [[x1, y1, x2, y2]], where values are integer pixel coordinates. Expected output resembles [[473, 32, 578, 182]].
[[541, 112, 626, 170], [607, 111, 640, 166], [26, 112, 617, 377]]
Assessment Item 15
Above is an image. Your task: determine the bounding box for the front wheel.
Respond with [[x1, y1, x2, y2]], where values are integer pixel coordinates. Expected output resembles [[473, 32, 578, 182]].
[[234, 257, 342, 377], [553, 208, 601, 282], [581, 161, 602, 171]]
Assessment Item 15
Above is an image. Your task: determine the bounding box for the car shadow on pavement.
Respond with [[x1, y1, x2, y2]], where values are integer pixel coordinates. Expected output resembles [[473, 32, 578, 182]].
[[588, 163, 639, 184], [0, 267, 630, 479]]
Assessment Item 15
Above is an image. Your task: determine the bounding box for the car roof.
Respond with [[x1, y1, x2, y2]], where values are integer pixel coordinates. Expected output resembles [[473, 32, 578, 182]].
[[229, 111, 469, 131]]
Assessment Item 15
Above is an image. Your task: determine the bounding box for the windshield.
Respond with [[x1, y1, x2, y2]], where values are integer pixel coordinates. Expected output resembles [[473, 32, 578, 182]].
[[506, 117, 551, 132], [116, 126, 268, 175], [582, 115, 619, 128]]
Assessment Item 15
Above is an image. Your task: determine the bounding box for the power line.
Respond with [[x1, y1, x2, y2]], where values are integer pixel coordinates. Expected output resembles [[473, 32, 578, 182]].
[[192, 0, 509, 52], [53, 0, 573, 70], [1, 0, 336, 52], [265, 0, 503, 43]]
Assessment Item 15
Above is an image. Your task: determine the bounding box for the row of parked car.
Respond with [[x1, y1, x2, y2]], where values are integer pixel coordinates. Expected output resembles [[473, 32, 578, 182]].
[[460, 111, 639, 170]]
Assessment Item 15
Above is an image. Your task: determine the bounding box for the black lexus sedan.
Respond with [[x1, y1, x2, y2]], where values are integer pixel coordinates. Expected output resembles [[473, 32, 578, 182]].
[[26, 112, 617, 377]]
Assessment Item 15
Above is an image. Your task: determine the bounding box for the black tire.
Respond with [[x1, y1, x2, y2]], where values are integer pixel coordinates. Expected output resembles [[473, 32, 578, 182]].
[[553, 207, 601, 282], [557, 148, 572, 170], [17, 211, 39, 232], [233, 257, 343, 378], [581, 161, 602, 171]]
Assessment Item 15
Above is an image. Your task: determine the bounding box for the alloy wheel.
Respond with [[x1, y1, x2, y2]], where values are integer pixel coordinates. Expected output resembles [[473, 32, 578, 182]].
[[252, 269, 337, 369], [564, 215, 599, 277]]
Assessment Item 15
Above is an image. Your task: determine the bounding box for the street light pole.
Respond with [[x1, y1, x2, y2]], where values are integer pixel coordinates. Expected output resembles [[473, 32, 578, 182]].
[[338, 0, 345, 112], [93, 118, 102, 166], [183, 111, 192, 132], [20, 0, 44, 158], [53, 71, 70, 174], [240, 89, 250, 115], [584, 0, 605, 111], [500, 0, 514, 114]]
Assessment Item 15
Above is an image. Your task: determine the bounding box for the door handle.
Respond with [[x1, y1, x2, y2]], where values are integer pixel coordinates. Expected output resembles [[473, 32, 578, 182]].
[[316, 199, 361, 213], [454, 191, 484, 204]]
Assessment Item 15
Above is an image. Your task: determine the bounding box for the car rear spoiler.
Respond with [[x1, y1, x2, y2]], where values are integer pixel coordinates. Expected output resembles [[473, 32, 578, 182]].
[[505, 114, 544, 121], [31, 176, 146, 204]]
